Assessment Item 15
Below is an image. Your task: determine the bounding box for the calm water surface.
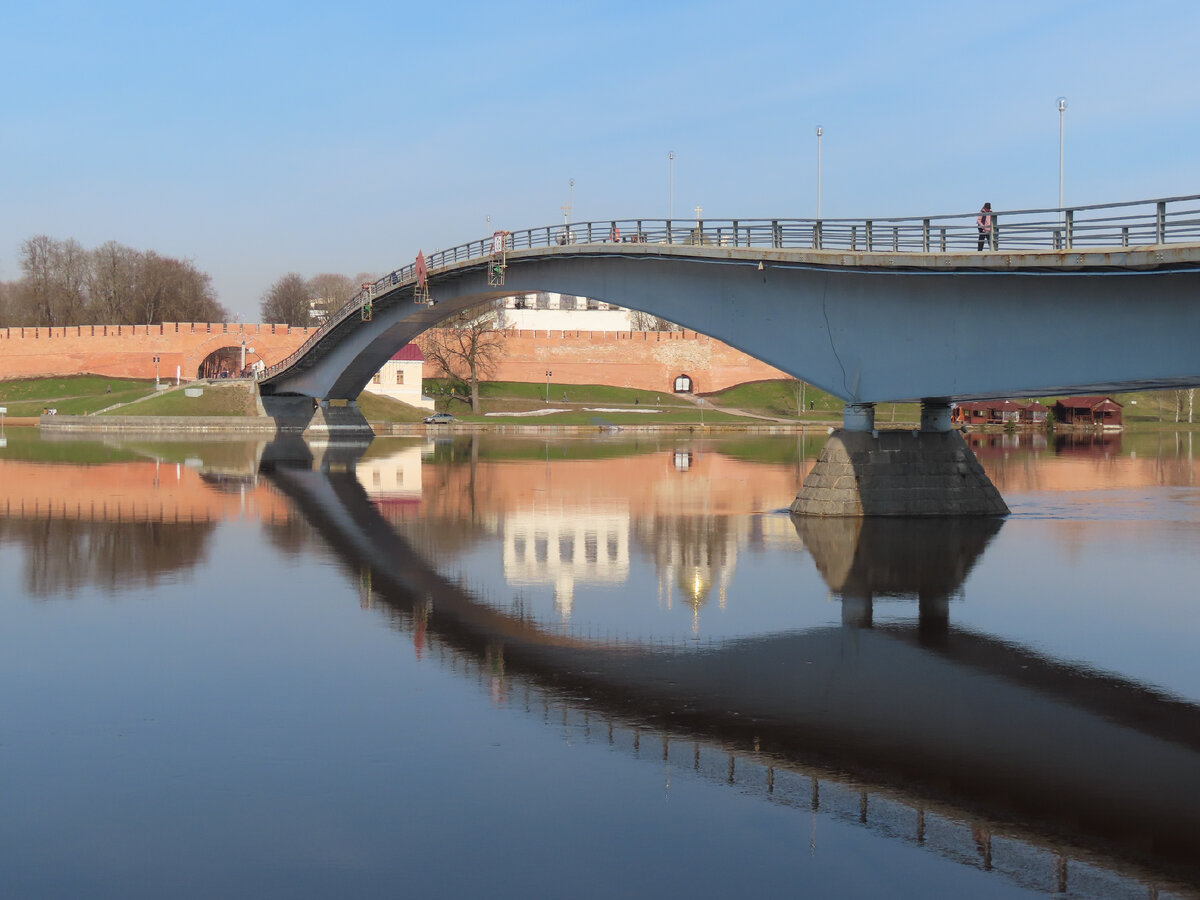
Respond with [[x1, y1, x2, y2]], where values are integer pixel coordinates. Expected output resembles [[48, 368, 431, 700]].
[[1, 428, 1198, 898]]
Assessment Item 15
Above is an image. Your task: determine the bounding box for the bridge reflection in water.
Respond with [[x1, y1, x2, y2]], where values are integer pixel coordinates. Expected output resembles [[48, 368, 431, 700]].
[[261, 437, 1200, 898]]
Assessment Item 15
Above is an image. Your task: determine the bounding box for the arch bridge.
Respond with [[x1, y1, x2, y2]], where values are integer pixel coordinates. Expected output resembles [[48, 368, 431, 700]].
[[260, 194, 1200, 515]]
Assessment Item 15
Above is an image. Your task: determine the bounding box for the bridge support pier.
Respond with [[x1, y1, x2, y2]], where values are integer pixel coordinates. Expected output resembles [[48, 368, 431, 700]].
[[259, 392, 374, 437], [790, 400, 1008, 517]]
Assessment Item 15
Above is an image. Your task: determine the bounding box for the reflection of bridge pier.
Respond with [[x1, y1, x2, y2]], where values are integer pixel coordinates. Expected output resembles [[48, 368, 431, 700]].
[[795, 515, 1003, 631]]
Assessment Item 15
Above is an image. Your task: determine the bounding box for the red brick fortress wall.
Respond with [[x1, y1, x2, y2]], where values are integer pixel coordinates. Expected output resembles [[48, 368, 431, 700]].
[[428, 329, 791, 394], [0, 322, 315, 382], [0, 323, 791, 394]]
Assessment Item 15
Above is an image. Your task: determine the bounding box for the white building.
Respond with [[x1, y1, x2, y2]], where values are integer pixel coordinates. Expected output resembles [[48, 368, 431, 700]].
[[496, 292, 635, 331], [366, 343, 434, 409]]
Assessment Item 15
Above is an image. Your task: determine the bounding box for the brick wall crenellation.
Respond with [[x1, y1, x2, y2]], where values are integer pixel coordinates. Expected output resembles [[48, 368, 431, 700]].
[[0, 324, 787, 394], [0, 322, 315, 381]]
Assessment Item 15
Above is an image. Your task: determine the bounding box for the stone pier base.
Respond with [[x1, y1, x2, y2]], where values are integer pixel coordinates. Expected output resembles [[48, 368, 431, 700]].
[[259, 393, 374, 436], [790, 429, 1008, 517]]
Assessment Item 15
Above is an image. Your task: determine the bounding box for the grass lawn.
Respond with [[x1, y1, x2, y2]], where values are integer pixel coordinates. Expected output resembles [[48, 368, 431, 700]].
[[0, 375, 157, 416], [355, 391, 430, 423], [103, 382, 259, 416], [12, 372, 1200, 434], [421, 378, 839, 425]]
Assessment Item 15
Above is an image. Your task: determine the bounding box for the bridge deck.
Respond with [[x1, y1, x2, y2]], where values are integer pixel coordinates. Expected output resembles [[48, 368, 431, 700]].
[[261, 196, 1200, 406]]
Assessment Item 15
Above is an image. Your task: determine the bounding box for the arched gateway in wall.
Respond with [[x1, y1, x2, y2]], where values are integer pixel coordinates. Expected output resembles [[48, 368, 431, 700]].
[[0, 323, 317, 383]]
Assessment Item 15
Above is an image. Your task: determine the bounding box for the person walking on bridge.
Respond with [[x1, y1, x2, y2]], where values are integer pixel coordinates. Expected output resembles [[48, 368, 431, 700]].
[[976, 202, 994, 251]]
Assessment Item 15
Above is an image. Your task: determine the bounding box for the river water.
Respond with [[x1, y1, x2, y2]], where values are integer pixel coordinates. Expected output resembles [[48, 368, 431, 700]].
[[1, 428, 1198, 898]]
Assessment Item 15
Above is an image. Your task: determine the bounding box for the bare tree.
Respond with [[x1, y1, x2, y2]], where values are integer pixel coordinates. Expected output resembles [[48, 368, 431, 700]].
[[18, 235, 64, 325], [90, 241, 139, 323], [1180, 388, 1197, 424], [306, 272, 359, 323], [126, 252, 224, 324], [154, 256, 223, 322], [17, 236, 90, 326], [260, 273, 314, 326], [629, 308, 682, 331], [10, 236, 225, 326], [418, 301, 504, 414], [55, 238, 89, 324], [0, 279, 14, 327]]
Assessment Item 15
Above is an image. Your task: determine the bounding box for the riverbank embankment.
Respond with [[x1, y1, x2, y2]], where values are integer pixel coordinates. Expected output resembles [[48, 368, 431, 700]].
[[38, 415, 824, 437]]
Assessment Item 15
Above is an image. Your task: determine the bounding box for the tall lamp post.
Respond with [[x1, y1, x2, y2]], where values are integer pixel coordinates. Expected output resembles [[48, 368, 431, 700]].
[[153, 355, 160, 388], [545, 369, 552, 403], [668, 151, 675, 220], [1057, 97, 1068, 210], [815, 126, 823, 220], [568, 178, 574, 221]]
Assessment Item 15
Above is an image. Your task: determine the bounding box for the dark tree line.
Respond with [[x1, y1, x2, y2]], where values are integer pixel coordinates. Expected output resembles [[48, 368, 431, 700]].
[[0, 235, 227, 327]]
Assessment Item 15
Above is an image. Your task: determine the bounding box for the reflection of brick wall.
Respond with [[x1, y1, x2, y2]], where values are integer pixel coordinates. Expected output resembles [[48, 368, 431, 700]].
[[413, 451, 807, 522], [0, 460, 294, 523], [424, 329, 790, 394], [0, 323, 314, 381]]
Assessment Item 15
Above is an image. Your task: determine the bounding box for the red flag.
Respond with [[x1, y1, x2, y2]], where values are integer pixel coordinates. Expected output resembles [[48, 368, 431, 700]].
[[415, 251, 428, 288]]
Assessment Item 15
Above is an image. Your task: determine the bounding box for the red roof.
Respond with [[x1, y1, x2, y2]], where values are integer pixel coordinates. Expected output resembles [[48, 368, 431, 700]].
[[955, 400, 1023, 412], [390, 343, 424, 362], [1057, 396, 1122, 409]]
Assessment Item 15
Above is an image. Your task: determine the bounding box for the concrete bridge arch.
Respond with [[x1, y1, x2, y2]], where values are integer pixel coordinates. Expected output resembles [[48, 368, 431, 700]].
[[261, 243, 1200, 407]]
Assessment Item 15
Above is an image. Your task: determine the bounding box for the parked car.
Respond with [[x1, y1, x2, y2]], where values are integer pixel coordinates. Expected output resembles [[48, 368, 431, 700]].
[[423, 412, 456, 424]]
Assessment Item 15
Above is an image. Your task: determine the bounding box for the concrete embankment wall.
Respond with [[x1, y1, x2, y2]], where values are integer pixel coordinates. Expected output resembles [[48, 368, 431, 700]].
[[41, 415, 278, 434]]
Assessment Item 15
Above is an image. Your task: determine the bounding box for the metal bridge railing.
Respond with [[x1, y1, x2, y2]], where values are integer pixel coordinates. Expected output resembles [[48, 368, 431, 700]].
[[265, 193, 1200, 381]]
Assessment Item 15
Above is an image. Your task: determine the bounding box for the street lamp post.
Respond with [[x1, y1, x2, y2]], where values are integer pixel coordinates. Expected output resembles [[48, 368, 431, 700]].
[[545, 369, 552, 403], [1057, 97, 1068, 210], [153, 355, 160, 388], [816, 126, 823, 220], [569, 178, 574, 221], [668, 151, 675, 220]]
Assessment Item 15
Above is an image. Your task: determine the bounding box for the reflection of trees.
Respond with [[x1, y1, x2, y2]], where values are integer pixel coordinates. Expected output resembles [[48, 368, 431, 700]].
[[260, 516, 319, 558], [0, 519, 216, 597]]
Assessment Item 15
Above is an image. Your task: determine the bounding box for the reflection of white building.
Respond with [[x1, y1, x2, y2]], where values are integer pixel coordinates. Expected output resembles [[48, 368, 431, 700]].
[[366, 344, 434, 409], [635, 517, 740, 633], [355, 444, 424, 502], [502, 506, 631, 620]]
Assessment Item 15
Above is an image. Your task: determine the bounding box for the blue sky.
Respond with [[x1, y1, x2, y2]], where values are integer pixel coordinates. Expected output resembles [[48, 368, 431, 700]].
[[2, 0, 1198, 318]]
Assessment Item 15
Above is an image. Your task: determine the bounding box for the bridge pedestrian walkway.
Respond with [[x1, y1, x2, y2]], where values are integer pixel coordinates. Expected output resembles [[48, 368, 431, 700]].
[[265, 194, 1200, 389]]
